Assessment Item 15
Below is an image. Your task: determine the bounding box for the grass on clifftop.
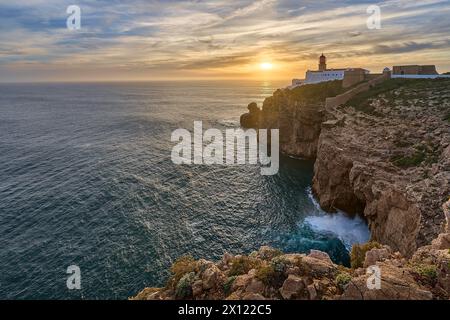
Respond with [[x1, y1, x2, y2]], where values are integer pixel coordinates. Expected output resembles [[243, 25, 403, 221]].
[[289, 80, 345, 103], [345, 78, 447, 115], [390, 143, 440, 168], [444, 112, 450, 123]]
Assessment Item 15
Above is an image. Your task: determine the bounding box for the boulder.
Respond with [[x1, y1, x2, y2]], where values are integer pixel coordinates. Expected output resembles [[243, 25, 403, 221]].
[[341, 262, 433, 300], [308, 250, 333, 264], [245, 279, 265, 294], [231, 274, 252, 292], [280, 275, 305, 300], [201, 265, 225, 290], [363, 247, 391, 268]]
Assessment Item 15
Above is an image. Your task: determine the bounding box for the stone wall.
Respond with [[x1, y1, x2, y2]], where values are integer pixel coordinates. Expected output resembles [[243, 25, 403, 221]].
[[325, 73, 389, 110]]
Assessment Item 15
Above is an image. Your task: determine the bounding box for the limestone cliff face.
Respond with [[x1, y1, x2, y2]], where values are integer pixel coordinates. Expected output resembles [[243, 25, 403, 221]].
[[246, 78, 450, 257], [133, 79, 450, 301], [312, 79, 450, 257], [260, 89, 324, 159]]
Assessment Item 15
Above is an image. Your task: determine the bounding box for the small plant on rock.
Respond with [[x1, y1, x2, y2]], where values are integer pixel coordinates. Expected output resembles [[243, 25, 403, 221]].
[[256, 262, 287, 288], [335, 272, 352, 290], [223, 276, 237, 296], [228, 256, 261, 276], [168, 255, 197, 289], [412, 264, 438, 286], [175, 272, 196, 299], [350, 242, 382, 269]]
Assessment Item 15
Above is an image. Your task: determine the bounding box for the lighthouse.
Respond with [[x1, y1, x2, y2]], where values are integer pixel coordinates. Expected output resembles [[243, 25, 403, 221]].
[[319, 53, 327, 71]]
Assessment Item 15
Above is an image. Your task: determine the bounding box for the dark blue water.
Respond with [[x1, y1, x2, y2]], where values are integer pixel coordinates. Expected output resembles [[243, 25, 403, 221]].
[[0, 81, 369, 299]]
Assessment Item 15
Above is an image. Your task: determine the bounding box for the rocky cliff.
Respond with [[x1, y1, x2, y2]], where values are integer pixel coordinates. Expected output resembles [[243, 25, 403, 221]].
[[133, 235, 450, 300], [134, 78, 450, 300], [242, 78, 450, 258]]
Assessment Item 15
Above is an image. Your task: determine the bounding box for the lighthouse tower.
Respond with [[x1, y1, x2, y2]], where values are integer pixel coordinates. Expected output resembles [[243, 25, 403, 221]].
[[318, 53, 327, 71]]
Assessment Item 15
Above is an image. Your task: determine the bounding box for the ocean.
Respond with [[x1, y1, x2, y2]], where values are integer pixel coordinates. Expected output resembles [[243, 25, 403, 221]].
[[0, 81, 369, 299]]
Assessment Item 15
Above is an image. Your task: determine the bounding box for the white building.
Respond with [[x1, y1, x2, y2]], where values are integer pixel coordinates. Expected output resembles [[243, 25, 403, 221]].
[[304, 69, 347, 84], [290, 54, 369, 88]]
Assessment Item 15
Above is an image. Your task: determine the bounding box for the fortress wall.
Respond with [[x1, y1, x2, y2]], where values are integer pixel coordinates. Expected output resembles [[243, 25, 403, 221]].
[[325, 73, 389, 110]]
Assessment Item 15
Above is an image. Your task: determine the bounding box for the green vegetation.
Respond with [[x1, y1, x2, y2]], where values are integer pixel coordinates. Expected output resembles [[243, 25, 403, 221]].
[[168, 255, 197, 289], [444, 112, 450, 123], [391, 150, 426, 168], [175, 272, 196, 299], [223, 276, 237, 296], [335, 272, 352, 289], [412, 264, 438, 286], [350, 242, 382, 269], [255, 264, 278, 286], [391, 143, 440, 168], [345, 79, 411, 114], [255, 257, 290, 288], [345, 78, 447, 115], [228, 256, 261, 276], [289, 80, 345, 103]]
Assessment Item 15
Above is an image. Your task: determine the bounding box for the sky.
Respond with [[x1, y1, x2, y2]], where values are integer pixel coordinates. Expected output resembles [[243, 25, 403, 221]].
[[0, 0, 449, 82]]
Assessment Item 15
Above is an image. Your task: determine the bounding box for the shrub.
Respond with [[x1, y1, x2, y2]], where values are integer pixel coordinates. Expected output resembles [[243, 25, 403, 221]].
[[169, 255, 197, 288], [294, 256, 312, 275], [413, 264, 438, 285], [175, 272, 196, 299], [256, 263, 287, 288], [271, 256, 290, 273], [223, 276, 237, 296], [391, 150, 426, 168], [228, 256, 261, 276], [350, 242, 382, 269], [346, 78, 427, 115], [391, 143, 440, 168], [335, 272, 352, 290], [257, 247, 283, 260], [255, 264, 277, 286]]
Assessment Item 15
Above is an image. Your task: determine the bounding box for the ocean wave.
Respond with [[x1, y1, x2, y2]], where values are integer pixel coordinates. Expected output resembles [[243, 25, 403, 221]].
[[304, 212, 370, 250], [216, 119, 240, 127]]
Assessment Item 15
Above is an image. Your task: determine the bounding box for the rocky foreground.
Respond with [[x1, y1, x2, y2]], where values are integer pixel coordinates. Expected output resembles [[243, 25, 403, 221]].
[[133, 228, 449, 300], [134, 78, 449, 300]]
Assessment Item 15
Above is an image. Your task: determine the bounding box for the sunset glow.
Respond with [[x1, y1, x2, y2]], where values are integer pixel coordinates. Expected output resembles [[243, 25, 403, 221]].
[[0, 1, 449, 82], [260, 63, 273, 71]]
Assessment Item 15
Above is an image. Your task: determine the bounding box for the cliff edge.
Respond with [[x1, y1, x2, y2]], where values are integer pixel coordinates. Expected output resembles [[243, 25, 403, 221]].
[[242, 78, 450, 258], [133, 78, 450, 300]]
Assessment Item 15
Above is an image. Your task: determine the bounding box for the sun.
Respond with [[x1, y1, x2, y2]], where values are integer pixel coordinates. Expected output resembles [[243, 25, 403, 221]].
[[260, 62, 273, 71]]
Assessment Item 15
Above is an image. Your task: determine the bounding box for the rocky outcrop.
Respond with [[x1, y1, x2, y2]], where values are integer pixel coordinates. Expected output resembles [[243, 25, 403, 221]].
[[132, 244, 449, 300], [312, 79, 450, 257], [133, 79, 450, 301], [240, 102, 261, 128], [242, 78, 449, 258], [240, 82, 342, 159]]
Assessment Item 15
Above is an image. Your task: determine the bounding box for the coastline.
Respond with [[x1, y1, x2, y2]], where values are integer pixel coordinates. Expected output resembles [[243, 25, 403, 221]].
[[134, 77, 450, 300]]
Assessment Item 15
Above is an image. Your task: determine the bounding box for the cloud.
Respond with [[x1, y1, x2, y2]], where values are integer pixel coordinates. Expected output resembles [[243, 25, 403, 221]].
[[0, 0, 449, 81]]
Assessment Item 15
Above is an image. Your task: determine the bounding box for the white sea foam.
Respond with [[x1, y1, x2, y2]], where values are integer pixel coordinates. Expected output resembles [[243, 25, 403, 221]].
[[305, 187, 370, 250], [305, 213, 370, 250], [217, 119, 240, 127]]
